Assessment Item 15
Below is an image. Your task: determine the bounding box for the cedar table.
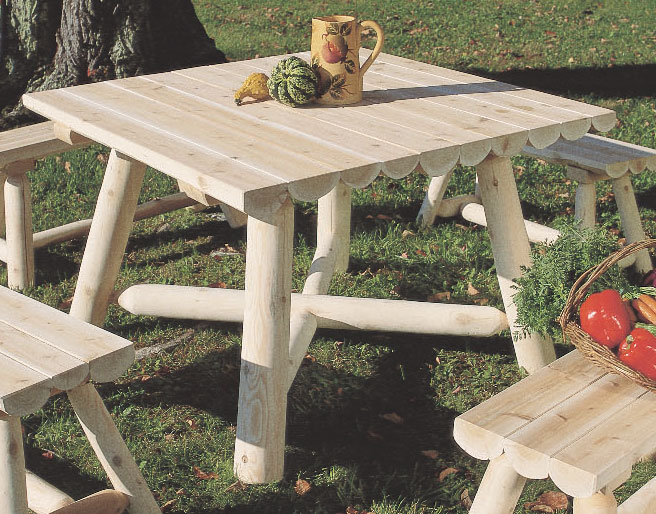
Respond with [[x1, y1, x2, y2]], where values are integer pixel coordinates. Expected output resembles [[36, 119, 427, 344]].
[[23, 51, 616, 484]]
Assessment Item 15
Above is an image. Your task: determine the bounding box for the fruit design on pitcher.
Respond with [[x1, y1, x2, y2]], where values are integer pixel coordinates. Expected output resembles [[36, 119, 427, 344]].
[[313, 22, 356, 100]]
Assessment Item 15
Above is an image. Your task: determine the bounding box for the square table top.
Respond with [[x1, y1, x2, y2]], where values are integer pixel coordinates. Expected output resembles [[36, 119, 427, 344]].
[[23, 51, 615, 220]]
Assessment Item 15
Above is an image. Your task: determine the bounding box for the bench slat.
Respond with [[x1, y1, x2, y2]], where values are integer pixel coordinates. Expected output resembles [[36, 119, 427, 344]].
[[0, 352, 52, 416], [0, 322, 89, 391], [0, 288, 134, 383], [0, 122, 89, 168], [549, 388, 656, 498]]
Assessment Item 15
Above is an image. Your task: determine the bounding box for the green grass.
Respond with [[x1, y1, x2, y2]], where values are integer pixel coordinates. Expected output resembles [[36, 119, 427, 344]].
[[5, 0, 656, 512]]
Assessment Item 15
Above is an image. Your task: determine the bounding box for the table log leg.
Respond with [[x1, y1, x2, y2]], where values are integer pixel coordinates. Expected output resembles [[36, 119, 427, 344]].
[[470, 454, 526, 514], [0, 171, 6, 237], [416, 171, 453, 227], [476, 155, 556, 374], [69, 150, 146, 327], [287, 182, 351, 388], [234, 199, 294, 484], [612, 174, 652, 274], [67, 384, 161, 514], [4, 173, 34, 290], [0, 414, 28, 514], [574, 492, 618, 514]]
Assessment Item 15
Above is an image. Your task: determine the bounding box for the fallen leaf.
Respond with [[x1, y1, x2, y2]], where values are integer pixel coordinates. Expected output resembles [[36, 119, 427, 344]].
[[42, 450, 55, 460], [427, 291, 451, 302], [224, 480, 247, 492], [545, 30, 557, 36], [452, 385, 462, 394], [381, 412, 404, 425], [538, 491, 568, 510], [164, 433, 174, 442], [400, 252, 409, 259], [160, 499, 177, 512], [193, 466, 219, 480], [176, 488, 185, 495], [460, 488, 473, 510], [64, 161, 72, 173], [416, 249, 427, 257], [367, 429, 384, 441], [294, 479, 312, 496], [186, 419, 198, 430], [467, 282, 480, 295], [97, 153, 109, 164], [421, 449, 439, 459], [210, 245, 241, 258], [402, 229, 415, 239], [208, 281, 227, 288], [346, 507, 359, 514], [376, 213, 393, 221], [438, 467, 459, 482]]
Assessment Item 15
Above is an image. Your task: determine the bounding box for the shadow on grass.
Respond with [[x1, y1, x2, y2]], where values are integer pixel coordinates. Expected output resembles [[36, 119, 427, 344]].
[[108, 328, 517, 512], [471, 63, 656, 98]]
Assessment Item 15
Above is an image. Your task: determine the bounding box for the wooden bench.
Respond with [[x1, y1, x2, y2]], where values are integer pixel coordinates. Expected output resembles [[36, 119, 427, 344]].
[[454, 350, 656, 513], [0, 121, 232, 290], [0, 285, 159, 514], [417, 134, 656, 273]]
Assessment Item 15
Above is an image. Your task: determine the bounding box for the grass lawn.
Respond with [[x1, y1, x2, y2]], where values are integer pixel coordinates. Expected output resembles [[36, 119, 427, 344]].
[[6, 0, 656, 512]]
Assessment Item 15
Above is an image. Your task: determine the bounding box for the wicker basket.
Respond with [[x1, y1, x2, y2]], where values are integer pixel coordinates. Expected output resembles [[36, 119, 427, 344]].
[[559, 238, 656, 391]]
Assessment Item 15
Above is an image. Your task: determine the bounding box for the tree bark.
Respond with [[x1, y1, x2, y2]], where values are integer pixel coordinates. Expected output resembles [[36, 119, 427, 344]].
[[0, 0, 226, 128]]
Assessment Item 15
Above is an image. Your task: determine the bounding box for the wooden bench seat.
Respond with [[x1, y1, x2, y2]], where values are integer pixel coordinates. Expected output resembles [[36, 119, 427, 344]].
[[454, 350, 656, 513], [0, 121, 208, 291], [417, 134, 656, 273], [521, 133, 656, 178], [0, 286, 159, 514]]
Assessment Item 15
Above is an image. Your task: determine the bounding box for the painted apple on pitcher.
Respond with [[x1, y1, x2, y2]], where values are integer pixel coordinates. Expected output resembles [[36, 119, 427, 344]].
[[322, 33, 349, 64]]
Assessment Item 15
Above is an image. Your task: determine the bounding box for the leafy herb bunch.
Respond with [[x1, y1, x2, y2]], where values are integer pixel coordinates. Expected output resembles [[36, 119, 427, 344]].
[[513, 223, 635, 341]]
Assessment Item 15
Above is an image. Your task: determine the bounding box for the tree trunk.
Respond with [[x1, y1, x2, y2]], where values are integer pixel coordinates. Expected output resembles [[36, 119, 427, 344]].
[[0, 0, 226, 128]]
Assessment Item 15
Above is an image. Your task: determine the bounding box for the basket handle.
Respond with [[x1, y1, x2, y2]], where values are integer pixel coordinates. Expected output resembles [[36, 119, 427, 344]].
[[559, 238, 656, 336]]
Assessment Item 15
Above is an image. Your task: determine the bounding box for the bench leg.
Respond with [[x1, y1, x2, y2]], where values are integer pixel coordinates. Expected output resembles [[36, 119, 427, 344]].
[[70, 150, 146, 326], [612, 174, 652, 274], [574, 491, 618, 514], [416, 171, 453, 227], [470, 454, 526, 514], [4, 174, 34, 290], [575, 182, 597, 229], [67, 383, 160, 514], [0, 414, 28, 514], [234, 199, 293, 484], [476, 155, 556, 374]]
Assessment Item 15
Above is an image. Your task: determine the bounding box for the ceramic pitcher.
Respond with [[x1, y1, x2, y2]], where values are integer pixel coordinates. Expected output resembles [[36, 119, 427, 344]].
[[311, 15, 384, 105]]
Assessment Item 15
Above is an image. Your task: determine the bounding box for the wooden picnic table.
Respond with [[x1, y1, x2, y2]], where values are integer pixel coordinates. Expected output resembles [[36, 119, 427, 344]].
[[22, 51, 616, 485]]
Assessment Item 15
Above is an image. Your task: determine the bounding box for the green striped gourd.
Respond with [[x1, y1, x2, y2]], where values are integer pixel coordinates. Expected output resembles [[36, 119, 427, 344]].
[[267, 56, 318, 107]]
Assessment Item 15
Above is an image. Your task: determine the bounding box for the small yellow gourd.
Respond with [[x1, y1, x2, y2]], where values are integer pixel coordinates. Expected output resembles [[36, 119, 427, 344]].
[[234, 73, 271, 105]]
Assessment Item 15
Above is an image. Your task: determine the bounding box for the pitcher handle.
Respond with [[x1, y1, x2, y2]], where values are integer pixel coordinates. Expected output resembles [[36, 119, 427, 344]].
[[358, 20, 384, 76]]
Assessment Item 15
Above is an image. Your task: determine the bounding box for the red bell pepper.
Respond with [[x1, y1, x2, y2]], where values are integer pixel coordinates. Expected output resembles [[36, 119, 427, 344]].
[[618, 327, 656, 380], [580, 289, 632, 348]]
